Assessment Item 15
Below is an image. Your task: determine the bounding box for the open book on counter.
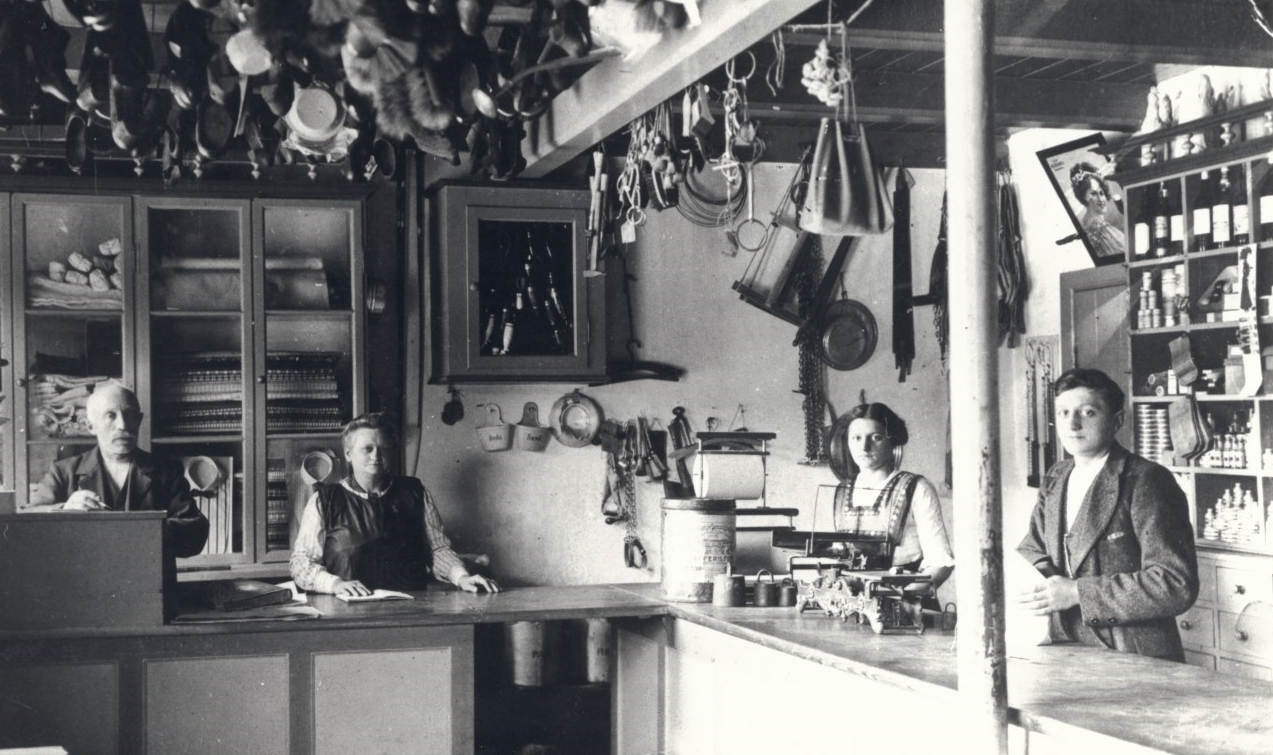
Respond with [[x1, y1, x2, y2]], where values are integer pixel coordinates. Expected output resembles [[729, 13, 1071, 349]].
[[336, 589, 414, 603]]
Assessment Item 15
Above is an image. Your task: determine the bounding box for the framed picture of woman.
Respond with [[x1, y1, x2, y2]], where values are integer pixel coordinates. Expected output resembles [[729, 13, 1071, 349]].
[[1037, 134, 1127, 266]]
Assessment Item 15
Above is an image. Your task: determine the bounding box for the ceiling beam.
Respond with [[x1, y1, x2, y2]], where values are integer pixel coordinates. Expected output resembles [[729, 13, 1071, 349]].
[[520, 0, 822, 179], [744, 70, 1144, 131], [788, 0, 1273, 67]]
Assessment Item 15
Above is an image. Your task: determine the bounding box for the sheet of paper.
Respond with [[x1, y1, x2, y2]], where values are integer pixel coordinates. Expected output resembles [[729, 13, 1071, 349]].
[[335, 589, 414, 603]]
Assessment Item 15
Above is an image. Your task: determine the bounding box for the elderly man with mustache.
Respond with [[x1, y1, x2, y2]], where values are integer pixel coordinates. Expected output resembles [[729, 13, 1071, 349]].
[[26, 381, 209, 558]]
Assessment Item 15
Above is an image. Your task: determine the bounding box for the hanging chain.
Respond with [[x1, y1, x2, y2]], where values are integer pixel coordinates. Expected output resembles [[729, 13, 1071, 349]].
[[796, 239, 828, 463]]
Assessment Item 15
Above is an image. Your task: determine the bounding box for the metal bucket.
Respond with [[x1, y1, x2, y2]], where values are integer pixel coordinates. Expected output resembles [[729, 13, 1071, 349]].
[[661, 498, 736, 602]]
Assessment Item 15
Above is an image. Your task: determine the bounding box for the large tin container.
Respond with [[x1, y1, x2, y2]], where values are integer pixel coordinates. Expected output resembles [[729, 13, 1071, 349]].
[[661, 498, 737, 602]]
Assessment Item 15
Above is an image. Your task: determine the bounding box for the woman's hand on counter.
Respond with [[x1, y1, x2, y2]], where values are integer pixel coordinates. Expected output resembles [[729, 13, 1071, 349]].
[[333, 579, 373, 597], [455, 573, 501, 593]]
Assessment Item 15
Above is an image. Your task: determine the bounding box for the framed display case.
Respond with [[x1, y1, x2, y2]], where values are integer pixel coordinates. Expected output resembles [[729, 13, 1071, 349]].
[[432, 184, 605, 382]]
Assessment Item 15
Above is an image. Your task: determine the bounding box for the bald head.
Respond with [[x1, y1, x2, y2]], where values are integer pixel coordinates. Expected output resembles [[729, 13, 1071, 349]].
[[87, 383, 143, 462]]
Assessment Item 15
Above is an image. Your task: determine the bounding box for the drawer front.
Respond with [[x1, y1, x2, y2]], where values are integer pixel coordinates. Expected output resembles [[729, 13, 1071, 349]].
[[1176, 606, 1215, 651], [1217, 605, 1273, 660], [1217, 657, 1273, 681], [1196, 558, 1217, 605], [1215, 567, 1273, 613], [1183, 649, 1216, 671]]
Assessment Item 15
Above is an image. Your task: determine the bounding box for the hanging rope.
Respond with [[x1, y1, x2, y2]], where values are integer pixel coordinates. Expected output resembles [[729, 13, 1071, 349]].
[[765, 30, 786, 96]]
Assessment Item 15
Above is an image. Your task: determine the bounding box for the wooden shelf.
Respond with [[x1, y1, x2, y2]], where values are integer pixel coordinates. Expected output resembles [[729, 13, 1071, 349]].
[[1196, 538, 1273, 557], [150, 310, 242, 318], [1115, 99, 1273, 155], [25, 307, 121, 316], [151, 434, 245, 445], [1166, 465, 1264, 477], [1113, 131, 1273, 188]]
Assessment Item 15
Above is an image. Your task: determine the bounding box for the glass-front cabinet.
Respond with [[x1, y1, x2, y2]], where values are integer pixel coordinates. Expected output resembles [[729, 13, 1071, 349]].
[[0, 195, 10, 497], [254, 200, 362, 561], [137, 198, 252, 564], [10, 195, 134, 507], [432, 184, 605, 382], [1, 192, 364, 569]]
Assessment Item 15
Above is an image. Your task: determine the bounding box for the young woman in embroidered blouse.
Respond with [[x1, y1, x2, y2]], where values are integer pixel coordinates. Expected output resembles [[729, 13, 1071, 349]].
[[833, 402, 955, 589]]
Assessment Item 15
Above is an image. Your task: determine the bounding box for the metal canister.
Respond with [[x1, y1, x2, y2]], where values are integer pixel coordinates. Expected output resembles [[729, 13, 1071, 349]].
[[504, 621, 560, 687], [661, 498, 737, 602], [712, 574, 745, 607], [584, 618, 611, 683], [753, 570, 778, 606]]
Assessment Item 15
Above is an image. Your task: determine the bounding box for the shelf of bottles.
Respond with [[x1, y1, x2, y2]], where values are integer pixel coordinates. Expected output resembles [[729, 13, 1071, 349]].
[[1125, 150, 1273, 555]]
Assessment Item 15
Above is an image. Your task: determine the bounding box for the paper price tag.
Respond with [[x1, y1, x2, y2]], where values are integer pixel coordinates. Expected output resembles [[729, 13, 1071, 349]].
[[620, 220, 637, 244]]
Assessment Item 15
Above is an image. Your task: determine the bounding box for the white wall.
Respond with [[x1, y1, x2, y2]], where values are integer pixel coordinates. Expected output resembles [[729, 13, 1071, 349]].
[[999, 128, 1104, 549], [415, 163, 954, 596]]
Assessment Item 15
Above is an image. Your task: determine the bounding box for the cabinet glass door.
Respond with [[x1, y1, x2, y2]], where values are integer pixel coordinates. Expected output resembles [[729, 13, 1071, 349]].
[[1, 194, 11, 503], [11, 195, 133, 503], [255, 200, 362, 559], [138, 199, 251, 564]]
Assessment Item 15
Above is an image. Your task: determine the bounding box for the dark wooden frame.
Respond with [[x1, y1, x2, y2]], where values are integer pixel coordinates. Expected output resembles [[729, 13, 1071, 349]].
[[1037, 133, 1127, 267]]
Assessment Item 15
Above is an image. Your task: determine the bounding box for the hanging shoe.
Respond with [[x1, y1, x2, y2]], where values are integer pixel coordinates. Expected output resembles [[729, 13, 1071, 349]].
[[65, 111, 91, 174], [24, 3, 77, 105]]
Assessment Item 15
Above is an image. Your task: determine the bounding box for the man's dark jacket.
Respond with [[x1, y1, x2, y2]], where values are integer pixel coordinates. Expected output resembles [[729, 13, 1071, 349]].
[[39, 448, 210, 558], [1018, 443, 1199, 661]]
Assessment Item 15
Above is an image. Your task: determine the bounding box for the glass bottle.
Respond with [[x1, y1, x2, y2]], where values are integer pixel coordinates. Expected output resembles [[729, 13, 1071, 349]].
[[1133, 187, 1154, 258], [1152, 181, 1172, 257], [1231, 164, 1251, 245], [1193, 170, 1213, 251], [1169, 183, 1185, 256], [1259, 157, 1273, 242], [1211, 167, 1233, 249]]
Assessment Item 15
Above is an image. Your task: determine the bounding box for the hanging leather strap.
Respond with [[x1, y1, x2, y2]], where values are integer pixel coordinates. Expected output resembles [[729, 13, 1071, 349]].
[[892, 168, 915, 381], [997, 177, 1027, 347]]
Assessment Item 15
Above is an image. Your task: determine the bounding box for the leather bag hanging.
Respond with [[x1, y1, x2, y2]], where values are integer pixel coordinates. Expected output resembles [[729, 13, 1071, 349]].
[[798, 118, 893, 236]]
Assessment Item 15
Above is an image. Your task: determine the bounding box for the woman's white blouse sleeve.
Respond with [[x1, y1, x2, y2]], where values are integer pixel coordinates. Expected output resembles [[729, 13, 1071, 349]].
[[912, 476, 955, 570], [289, 492, 341, 594]]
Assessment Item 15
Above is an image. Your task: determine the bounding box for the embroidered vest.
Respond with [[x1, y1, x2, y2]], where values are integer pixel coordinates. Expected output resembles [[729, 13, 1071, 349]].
[[831, 471, 920, 568]]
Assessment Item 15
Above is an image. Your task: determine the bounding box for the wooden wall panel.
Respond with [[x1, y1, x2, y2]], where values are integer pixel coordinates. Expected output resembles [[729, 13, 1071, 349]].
[[0, 662, 120, 755], [144, 655, 289, 755], [312, 648, 454, 755]]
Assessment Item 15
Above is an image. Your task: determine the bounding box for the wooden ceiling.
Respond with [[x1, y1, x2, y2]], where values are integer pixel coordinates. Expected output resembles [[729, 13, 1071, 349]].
[[517, 0, 1273, 175], [6, 0, 1272, 177]]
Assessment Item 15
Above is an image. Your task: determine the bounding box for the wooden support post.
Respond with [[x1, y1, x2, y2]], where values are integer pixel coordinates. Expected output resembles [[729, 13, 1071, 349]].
[[945, 1, 1009, 753]]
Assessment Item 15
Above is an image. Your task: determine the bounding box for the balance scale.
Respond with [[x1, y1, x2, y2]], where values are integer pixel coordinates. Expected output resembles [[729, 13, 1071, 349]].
[[770, 484, 936, 634]]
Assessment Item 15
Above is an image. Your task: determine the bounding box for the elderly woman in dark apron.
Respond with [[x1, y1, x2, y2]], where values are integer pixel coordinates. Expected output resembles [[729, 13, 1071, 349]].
[[832, 403, 954, 590], [290, 413, 500, 596]]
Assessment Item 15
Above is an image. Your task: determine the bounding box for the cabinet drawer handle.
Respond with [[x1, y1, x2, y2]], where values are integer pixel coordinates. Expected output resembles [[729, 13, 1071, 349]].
[[257, 375, 267, 384], [1234, 585, 1246, 595], [1234, 629, 1249, 642], [16, 376, 26, 388], [1179, 619, 1193, 630]]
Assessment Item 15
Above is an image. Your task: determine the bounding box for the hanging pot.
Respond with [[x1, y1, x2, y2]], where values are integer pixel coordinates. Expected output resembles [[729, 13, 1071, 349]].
[[817, 297, 877, 372], [550, 390, 603, 448]]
